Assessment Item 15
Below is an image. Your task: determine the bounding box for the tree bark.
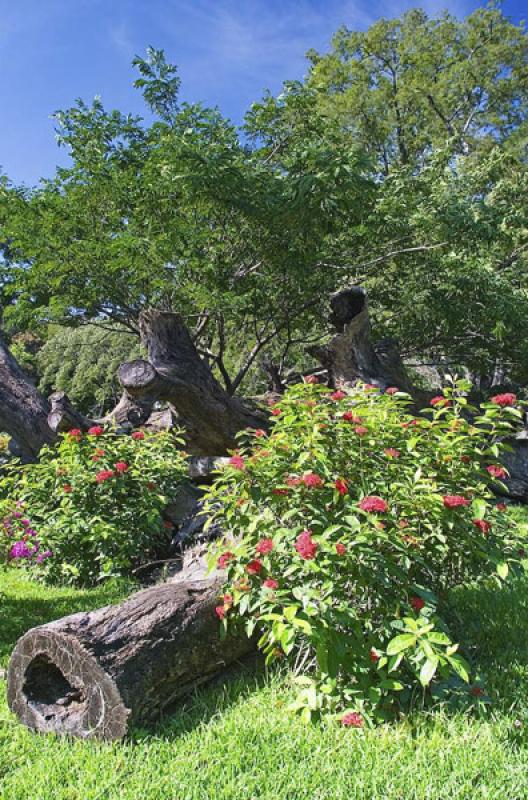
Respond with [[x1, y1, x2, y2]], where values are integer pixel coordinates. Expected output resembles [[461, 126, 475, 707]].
[[311, 287, 415, 393], [7, 545, 252, 740], [0, 332, 57, 461], [117, 309, 268, 454]]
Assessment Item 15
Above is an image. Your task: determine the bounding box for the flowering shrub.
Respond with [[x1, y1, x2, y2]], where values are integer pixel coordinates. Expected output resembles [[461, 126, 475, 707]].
[[206, 380, 525, 724], [0, 428, 188, 584]]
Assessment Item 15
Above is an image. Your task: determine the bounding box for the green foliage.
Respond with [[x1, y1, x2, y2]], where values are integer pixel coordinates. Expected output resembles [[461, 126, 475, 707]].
[[0, 428, 188, 584], [206, 380, 525, 723]]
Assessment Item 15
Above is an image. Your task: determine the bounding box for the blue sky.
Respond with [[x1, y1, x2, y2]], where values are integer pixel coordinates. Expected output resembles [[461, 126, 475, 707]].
[[1, 0, 525, 185]]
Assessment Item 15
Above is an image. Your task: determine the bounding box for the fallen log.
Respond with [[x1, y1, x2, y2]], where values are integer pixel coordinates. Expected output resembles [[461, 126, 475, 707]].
[[7, 547, 252, 740]]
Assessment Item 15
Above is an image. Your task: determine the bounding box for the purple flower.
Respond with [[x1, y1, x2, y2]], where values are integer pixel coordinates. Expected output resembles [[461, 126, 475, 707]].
[[12, 511, 22, 519], [26, 528, 37, 537], [36, 550, 52, 563], [21, 519, 30, 527], [9, 540, 33, 559]]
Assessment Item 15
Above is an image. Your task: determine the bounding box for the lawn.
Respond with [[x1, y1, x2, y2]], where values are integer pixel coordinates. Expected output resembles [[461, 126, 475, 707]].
[[2, 564, 528, 800]]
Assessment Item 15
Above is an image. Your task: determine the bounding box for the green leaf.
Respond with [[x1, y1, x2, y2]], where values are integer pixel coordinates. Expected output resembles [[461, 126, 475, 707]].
[[386, 633, 417, 655], [419, 656, 439, 686]]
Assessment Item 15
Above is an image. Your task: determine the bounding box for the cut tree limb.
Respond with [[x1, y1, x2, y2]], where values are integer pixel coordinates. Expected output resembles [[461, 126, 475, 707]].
[[7, 546, 252, 740]]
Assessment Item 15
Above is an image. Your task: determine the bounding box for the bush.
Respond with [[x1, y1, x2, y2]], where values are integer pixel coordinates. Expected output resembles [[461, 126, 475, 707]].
[[0, 427, 188, 584], [206, 380, 526, 725]]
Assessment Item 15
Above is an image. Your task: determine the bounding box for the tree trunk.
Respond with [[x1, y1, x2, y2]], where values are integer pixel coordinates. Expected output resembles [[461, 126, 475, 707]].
[[7, 545, 252, 740], [0, 332, 57, 461], [311, 287, 415, 393], [117, 309, 268, 454]]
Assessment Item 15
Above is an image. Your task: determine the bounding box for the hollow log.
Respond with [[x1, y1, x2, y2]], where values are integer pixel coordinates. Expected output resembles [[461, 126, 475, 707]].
[[0, 331, 57, 461], [7, 548, 252, 740], [117, 309, 268, 454]]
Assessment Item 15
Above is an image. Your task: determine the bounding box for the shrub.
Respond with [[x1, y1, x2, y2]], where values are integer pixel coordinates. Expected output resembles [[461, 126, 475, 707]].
[[206, 379, 525, 725], [0, 428, 188, 584]]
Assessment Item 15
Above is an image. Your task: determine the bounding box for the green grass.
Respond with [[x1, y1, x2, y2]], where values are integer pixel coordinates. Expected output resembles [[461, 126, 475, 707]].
[[2, 568, 528, 799]]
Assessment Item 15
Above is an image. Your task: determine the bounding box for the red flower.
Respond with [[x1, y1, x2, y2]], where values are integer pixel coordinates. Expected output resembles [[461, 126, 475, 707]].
[[330, 390, 346, 401], [359, 496, 388, 513], [341, 712, 363, 728], [62, 484, 73, 493], [263, 578, 279, 590], [487, 464, 506, 479], [271, 407, 282, 416], [473, 518, 491, 535], [95, 469, 114, 484], [254, 429, 267, 438], [67, 428, 82, 440], [335, 542, 347, 556], [215, 605, 226, 620], [460, 455, 471, 464], [410, 596, 425, 612], [355, 425, 368, 436], [443, 495, 470, 509], [490, 393, 517, 407], [132, 430, 145, 440], [364, 383, 378, 391], [470, 686, 484, 697], [430, 396, 449, 407], [402, 419, 418, 429], [162, 520, 174, 530], [256, 538, 274, 555], [115, 461, 129, 474], [304, 374, 319, 384], [272, 488, 289, 496], [302, 472, 323, 488], [295, 530, 318, 560], [246, 559, 263, 575], [369, 648, 380, 663], [384, 448, 400, 459], [217, 551, 235, 569], [386, 387, 399, 395], [335, 478, 348, 496], [343, 412, 362, 423], [223, 593, 234, 607], [229, 455, 245, 470], [496, 502, 507, 512], [87, 425, 104, 436]]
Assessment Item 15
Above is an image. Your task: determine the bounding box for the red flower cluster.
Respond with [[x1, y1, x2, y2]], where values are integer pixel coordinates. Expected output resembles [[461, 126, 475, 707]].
[[215, 605, 226, 620], [217, 551, 235, 569], [271, 407, 282, 417], [95, 469, 114, 484], [473, 518, 491, 535], [343, 412, 362, 423], [304, 374, 319, 384], [115, 461, 129, 474], [335, 478, 348, 496], [355, 425, 368, 436], [410, 596, 425, 612], [272, 488, 289, 496], [301, 472, 323, 488], [87, 425, 104, 436], [430, 396, 449, 407], [369, 648, 380, 663], [443, 495, 470, 509], [358, 496, 388, 513], [496, 502, 507, 512], [385, 387, 399, 395], [286, 476, 301, 487], [246, 559, 263, 575], [295, 530, 318, 560], [402, 419, 418, 429], [341, 712, 363, 728], [62, 484, 72, 493], [254, 429, 267, 438], [229, 455, 245, 470], [256, 538, 274, 555], [132, 430, 145, 440], [384, 448, 400, 459], [68, 428, 82, 441], [263, 578, 279, 590], [335, 542, 347, 556], [487, 464, 506, 479], [490, 393, 517, 407], [330, 390, 346, 401]]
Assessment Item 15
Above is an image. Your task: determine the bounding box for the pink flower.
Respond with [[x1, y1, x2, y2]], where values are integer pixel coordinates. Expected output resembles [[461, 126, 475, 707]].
[[254, 429, 267, 438], [229, 455, 245, 470], [223, 593, 233, 607], [62, 484, 73, 493], [330, 390, 346, 401], [473, 518, 491, 535], [410, 596, 425, 611], [95, 469, 114, 484], [496, 502, 507, 512], [271, 408, 282, 417], [295, 530, 318, 560], [67, 428, 82, 440], [487, 465, 506, 479], [384, 448, 400, 459], [354, 425, 368, 436], [215, 605, 226, 620], [335, 542, 347, 556], [87, 425, 104, 436], [402, 419, 418, 429], [490, 393, 517, 407], [430, 396, 449, 407], [341, 712, 363, 728], [246, 559, 263, 575], [256, 538, 274, 555], [304, 375, 319, 384], [386, 387, 399, 395], [443, 495, 470, 509], [286, 476, 301, 487], [115, 461, 129, 474], [132, 430, 145, 440], [343, 412, 362, 423], [335, 478, 348, 496], [359, 496, 388, 513], [302, 472, 323, 488], [263, 578, 279, 590], [217, 551, 235, 569]]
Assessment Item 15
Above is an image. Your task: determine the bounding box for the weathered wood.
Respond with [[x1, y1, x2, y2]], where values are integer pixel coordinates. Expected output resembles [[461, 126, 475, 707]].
[[47, 392, 94, 434], [7, 548, 252, 740]]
